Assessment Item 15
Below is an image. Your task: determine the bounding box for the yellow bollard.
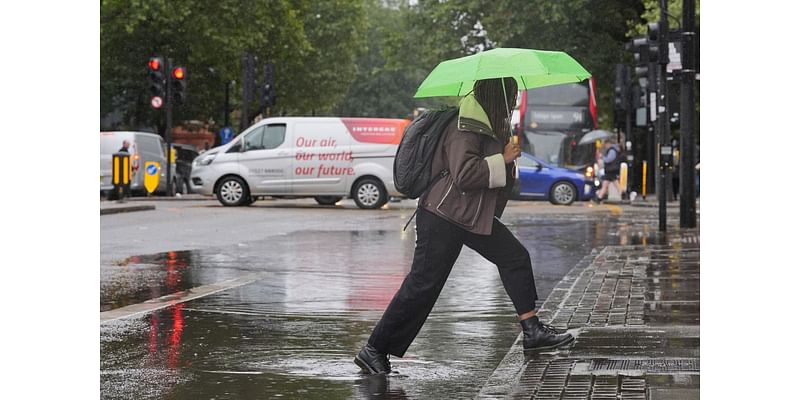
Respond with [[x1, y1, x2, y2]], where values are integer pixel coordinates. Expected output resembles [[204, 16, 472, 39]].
[[642, 161, 648, 200], [112, 152, 131, 201], [620, 162, 628, 192]]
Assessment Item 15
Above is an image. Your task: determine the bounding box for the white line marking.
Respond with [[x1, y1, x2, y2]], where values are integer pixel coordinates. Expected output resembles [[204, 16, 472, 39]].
[[100, 274, 262, 324]]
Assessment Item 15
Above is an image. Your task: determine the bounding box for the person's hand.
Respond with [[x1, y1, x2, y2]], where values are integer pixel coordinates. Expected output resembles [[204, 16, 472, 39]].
[[503, 141, 521, 164]]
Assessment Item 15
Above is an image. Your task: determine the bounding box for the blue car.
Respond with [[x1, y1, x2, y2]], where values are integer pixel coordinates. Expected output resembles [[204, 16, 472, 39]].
[[511, 152, 595, 205]]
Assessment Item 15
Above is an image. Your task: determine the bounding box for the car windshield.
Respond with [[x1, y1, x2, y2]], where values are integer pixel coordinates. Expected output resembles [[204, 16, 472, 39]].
[[523, 131, 565, 165]]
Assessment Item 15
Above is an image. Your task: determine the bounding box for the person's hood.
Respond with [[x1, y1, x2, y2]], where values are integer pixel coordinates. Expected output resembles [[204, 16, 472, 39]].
[[457, 94, 496, 139]]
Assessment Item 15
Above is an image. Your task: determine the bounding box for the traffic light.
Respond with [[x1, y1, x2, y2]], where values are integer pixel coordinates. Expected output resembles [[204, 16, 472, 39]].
[[647, 21, 668, 64], [614, 64, 629, 111], [261, 62, 276, 112], [171, 66, 186, 106], [148, 57, 165, 107], [631, 37, 650, 78]]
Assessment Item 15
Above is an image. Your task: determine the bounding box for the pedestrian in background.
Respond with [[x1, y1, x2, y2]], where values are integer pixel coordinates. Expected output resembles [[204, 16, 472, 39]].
[[354, 77, 574, 375], [118, 139, 130, 153], [594, 138, 623, 203]]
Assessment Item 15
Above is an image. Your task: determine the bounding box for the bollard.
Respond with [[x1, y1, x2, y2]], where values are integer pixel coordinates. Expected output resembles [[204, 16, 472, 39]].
[[642, 161, 647, 200], [113, 152, 131, 202]]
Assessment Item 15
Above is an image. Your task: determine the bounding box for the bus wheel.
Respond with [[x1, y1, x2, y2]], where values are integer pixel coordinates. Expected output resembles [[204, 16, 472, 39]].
[[353, 178, 387, 209], [216, 176, 250, 206]]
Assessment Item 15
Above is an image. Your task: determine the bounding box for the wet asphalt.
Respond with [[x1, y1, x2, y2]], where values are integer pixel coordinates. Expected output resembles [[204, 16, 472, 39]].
[[100, 199, 682, 399]]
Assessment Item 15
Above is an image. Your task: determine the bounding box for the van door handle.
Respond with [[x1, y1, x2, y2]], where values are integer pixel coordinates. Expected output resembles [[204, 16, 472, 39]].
[[278, 151, 290, 156]]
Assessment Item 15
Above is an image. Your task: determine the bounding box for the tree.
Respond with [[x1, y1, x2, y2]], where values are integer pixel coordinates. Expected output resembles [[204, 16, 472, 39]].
[[481, 0, 645, 127], [100, 0, 367, 131]]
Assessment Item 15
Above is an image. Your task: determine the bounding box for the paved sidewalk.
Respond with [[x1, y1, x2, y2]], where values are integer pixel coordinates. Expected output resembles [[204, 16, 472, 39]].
[[480, 231, 699, 399]]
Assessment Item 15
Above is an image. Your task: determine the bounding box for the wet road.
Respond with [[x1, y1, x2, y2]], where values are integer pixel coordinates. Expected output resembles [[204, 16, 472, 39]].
[[100, 199, 681, 399]]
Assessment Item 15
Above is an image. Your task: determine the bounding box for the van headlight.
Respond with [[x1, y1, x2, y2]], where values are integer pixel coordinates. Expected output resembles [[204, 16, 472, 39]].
[[195, 153, 216, 166]]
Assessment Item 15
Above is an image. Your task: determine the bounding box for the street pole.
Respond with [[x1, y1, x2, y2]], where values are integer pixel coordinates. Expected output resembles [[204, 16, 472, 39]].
[[680, 0, 697, 228], [625, 68, 634, 196], [165, 57, 173, 197], [224, 80, 231, 128], [240, 53, 252, 133], [657, 0, 669, 232], [648, 63, 657, 203]]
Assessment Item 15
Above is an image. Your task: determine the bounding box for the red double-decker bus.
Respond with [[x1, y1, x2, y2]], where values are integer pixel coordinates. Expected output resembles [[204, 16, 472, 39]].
[[513, 78, 598, 169]]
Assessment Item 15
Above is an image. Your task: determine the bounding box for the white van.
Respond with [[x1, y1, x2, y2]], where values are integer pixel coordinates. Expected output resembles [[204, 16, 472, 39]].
[[100, 131, 177, 197], [189, 117, 410, 209]]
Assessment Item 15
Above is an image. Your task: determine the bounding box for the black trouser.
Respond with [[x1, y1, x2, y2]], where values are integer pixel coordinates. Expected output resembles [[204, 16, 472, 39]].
[[368, 208, 538, 357]]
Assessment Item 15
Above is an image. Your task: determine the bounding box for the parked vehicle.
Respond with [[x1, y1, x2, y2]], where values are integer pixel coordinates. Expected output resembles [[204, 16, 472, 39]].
[[100, 131, 177, 198], [511, 152, 595, 205], [190, 117, 410, 209]]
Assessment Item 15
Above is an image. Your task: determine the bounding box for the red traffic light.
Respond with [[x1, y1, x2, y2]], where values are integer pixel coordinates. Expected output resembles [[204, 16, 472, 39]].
[[172, 67, 185, 80], [148, 58, 162, 71]]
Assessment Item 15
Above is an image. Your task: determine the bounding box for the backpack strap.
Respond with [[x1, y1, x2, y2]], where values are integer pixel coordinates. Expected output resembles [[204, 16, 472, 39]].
[[403, 169, 449, 231]]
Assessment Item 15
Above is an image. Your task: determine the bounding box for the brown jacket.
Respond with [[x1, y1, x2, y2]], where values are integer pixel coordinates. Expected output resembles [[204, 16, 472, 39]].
[[421, 94, 515, 235]]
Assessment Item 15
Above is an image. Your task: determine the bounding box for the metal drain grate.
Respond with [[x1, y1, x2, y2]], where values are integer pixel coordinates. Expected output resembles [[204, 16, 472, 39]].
[[590, 358, 699, 372]]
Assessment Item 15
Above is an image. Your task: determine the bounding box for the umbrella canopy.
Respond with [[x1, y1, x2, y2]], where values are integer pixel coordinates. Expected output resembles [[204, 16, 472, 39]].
[[414, 47, 592, 98], [578, 129, 614, 145]]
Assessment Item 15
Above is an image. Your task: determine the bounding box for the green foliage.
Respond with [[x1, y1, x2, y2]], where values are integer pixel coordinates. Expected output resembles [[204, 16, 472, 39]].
[[101, 0, 697, 132], [480, 0, 646, 127], [629, 0, 700, 35], [101, 0, 366, 131]]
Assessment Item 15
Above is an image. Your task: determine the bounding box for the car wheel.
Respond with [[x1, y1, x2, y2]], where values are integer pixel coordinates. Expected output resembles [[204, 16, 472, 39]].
[[352, 178, 387, 209], [315, 196, 342, 206], [549, 181, 576, 205], [216, 176, 250, 206]]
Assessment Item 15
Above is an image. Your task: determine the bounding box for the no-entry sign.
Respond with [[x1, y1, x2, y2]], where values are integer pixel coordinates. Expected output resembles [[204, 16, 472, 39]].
[[150, 96, 163, 109]]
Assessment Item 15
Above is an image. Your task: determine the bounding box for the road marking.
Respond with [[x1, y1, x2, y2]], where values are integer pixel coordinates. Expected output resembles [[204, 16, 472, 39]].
[[606, 204, 623, 215], [100, 274, 261, 324]]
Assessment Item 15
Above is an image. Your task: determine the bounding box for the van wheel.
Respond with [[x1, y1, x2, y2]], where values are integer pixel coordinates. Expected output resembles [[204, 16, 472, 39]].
[[549, 181, 576, 205], [315, 196, 342, 206], [353, 178, 387, 209], [216, 176, 250, 206]]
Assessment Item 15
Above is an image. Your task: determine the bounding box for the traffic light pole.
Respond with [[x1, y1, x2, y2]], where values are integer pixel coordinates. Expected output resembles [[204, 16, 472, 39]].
[[240, 54, 251, 133], [624, 67, 634, 195], [648, 63, 657, 203], [680, 0, 697, 228], [165, 57, 173, 197], [657, 0, 669, 232]]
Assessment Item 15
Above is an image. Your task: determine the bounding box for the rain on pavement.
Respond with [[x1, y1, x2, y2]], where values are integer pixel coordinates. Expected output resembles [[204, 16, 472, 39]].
[[100, 200, 678, 399]]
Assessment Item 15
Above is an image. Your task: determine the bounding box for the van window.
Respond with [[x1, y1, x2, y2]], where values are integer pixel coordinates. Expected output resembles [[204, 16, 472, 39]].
[[243, 126, 266, 151], [138, 136, 163, 157], [243, 124, 286, 151], [262, 124, 286, 149], [100, 135, 127, 155]]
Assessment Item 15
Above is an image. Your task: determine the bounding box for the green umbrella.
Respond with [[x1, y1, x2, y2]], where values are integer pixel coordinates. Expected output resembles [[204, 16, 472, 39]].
[[413, 47, 591, 98]]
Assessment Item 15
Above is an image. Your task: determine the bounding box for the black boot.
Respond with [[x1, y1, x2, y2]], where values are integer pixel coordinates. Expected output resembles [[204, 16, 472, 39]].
[[520, 316, 574, 351], [354, 343, 392, 375]]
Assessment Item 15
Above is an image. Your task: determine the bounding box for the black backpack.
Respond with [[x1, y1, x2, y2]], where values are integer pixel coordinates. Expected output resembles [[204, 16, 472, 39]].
[[393, 107, 458, 199], [605, 144, 624, 174]]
